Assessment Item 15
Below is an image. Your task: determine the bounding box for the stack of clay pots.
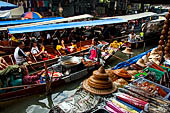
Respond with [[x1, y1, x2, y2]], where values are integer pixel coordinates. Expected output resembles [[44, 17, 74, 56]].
[[158, 9, 170, 60]]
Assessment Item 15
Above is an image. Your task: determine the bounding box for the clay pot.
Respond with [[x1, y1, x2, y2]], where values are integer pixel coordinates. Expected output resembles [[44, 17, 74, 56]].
[[160, 35, 165, 40], [168, 40, 170, 43], [162, 30, 167, 35], [159, 40, 164, 45], [165, 14, 170, 19], [163, 25, 169, 30], [168, 31, 170, 35], [158, 45, 163, 51]]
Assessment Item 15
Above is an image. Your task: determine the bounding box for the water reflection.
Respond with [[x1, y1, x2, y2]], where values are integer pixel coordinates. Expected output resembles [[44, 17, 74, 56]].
[[0, 79, 82, 113]]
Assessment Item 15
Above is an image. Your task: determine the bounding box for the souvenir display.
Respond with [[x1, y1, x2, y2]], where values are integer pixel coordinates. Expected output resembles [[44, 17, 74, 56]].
[[83, 66, 117, 95], [106, 101, 128, 113], [122, 47, 134, 54], [105, 70, 118, 82], [56, 88, 100, 113], [114, 93, 149, 110], [113, 68, 132, 78], [113, 78, 128, 88]]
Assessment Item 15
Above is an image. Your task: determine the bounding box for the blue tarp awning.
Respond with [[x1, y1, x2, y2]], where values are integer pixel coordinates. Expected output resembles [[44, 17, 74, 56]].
[[8, 18, 127, 34], [0, 1, 17, 10], [0, 17, 64, 26], [113, 48, 154, 70]]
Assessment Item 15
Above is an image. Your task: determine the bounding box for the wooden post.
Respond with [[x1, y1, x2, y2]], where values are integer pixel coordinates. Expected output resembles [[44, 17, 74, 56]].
[[44, 62, 51, 94]]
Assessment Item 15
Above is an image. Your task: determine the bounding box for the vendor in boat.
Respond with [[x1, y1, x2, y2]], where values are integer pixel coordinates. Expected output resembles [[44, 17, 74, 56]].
[[31, 40, 44, 61], [85, 38, 101, 62], [39, 43, 55, 59], [22, 66, 44, 85], [56, 39, 69, 55], [127, 31, 137, 47], [14, 41, 31, 65], [70, 40, 77, 52]]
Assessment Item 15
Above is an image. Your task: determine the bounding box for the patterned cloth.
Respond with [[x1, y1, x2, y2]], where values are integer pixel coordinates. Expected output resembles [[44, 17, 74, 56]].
[[57, 88, 100, 113]]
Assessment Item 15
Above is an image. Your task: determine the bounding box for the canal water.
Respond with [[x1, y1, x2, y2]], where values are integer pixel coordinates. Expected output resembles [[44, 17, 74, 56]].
[[0, 44, 156, 113]]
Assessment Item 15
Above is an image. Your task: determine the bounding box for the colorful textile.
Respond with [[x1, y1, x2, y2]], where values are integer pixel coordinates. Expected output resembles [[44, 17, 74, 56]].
[[44, 1, 48, 7], [40, 71, 51, 83], [89, 47, 97, 61], [0, 65, 20, 77], [23, 73, 40, 85], [39, 1, 43, 7], [57, 88, 100, 113]]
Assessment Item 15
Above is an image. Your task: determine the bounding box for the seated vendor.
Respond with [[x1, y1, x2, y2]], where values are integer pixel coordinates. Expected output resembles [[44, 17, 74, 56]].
[[127, 31, 136, 47], [70, 40, 77, 52], [22, 66, 45, 85], [56, 39, 69, 55], [14, 41, 31, 65], [39, 43, 55, 59], [85, 38, 101, 62], [31, 41, 43, 61], [0, 57, 9, 70]]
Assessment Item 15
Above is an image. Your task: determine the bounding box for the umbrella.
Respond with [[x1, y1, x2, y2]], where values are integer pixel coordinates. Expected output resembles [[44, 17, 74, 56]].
[[21, 12, 42, 19]]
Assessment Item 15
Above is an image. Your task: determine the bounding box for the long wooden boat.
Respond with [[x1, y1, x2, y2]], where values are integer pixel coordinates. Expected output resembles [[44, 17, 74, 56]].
[[0, 64, 97, 102], [1, 40, 93, 71]]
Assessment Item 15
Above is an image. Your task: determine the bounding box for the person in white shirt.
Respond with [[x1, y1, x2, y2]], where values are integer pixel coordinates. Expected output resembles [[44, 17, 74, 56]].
[[31, 41, 43, 61], [128, 31, 136, 43], [14, 41, 30, 65]]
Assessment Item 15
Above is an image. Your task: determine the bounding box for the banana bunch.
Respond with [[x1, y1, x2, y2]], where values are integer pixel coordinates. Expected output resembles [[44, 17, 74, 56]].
[[109, 40, 123, 48]]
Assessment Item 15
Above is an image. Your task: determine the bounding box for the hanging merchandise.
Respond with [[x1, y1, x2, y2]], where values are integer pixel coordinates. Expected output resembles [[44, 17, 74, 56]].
[[23, 0, 28, 8], [44, 1, 49, 7], [30, 0, 34, 8], [39, 0, 43, 7], [37, 0, 39, 8]]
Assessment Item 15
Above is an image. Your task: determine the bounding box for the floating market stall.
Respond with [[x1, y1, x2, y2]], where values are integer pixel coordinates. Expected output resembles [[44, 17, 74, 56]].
[[0, 17, 127, 101], [49, 11, 170, 113]]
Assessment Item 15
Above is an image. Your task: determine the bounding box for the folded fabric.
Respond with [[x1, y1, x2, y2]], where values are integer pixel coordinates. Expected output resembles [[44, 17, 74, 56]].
[[143, 67, 164, 81], [116, 99, 142, 112]]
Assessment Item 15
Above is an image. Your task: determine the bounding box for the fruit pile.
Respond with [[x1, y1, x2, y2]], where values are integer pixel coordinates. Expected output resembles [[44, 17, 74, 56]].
[[109, 40, 123, 49]]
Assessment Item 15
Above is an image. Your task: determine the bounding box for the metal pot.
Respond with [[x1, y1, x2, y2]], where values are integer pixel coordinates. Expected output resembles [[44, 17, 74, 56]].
[[60, 56, 82, 69]]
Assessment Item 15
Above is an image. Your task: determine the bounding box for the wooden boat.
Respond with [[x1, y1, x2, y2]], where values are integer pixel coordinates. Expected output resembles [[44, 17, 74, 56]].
[[1, 40, 93, 71], [0, 63, 97, 102]]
